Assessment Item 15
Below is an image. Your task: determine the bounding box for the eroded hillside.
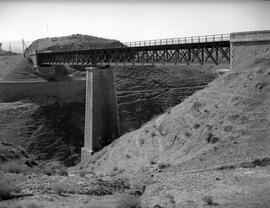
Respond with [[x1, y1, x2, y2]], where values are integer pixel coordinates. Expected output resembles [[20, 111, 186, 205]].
[[73, 53, 270, 207]]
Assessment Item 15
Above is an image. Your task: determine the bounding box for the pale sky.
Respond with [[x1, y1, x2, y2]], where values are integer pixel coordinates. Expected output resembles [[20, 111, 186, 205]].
[[0, 0, 270, 43]]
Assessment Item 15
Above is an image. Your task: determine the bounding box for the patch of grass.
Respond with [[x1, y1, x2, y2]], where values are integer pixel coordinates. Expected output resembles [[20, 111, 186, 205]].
[[115, 193, 141, 208], [0, 181, 21, 200]]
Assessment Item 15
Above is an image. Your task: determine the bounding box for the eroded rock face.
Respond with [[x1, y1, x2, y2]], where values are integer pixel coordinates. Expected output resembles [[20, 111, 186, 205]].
[[0, 100, 84, 166], [114, 65, 226, 133]]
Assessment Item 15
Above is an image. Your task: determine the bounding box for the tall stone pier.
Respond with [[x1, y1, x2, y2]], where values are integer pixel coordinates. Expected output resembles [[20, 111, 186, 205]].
[[230, 30, 270, 69], [81, 67, 119, 161]]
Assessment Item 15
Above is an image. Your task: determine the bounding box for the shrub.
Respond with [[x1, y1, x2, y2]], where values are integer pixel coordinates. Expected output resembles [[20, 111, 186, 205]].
[[115, 194, 141, 208], [157, 162, 171, 169], [202, 195, 214, 206], [0, 181, 20, 200], [193, 123, 201, 129], [150, 159, 157, 165], [206, 133, 219, 144]]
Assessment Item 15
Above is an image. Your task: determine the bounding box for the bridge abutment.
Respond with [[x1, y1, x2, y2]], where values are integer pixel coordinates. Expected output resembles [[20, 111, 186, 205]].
[[230, 30, 270, 69], [82, 67, 120, 161]]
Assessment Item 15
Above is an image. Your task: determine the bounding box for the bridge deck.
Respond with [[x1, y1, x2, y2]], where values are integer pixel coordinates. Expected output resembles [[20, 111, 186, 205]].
[[34, 34, 231, 66]]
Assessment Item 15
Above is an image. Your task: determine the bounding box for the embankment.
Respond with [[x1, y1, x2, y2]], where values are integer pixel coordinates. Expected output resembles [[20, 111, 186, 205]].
[[0, 80, 85, 103]]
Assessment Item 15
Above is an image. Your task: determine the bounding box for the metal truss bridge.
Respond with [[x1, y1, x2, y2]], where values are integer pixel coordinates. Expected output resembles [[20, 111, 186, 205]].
[[34, 34, 230, 66]]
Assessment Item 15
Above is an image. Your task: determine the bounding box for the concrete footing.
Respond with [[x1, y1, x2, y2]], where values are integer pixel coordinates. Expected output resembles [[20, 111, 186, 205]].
[[81, 147, 93, 161]]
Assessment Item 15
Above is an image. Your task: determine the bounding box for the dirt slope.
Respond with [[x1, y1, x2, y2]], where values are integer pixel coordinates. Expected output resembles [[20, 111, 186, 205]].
[[79, 54, 269, 175], [0, 55, 43, 81], [73, 53, 270, 207]]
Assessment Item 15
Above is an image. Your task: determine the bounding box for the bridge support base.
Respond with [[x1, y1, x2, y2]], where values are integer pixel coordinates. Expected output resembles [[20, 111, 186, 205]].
[[81, 147, 93, 161], [81, 66, 119, 161], [230, 30, 270, 69]]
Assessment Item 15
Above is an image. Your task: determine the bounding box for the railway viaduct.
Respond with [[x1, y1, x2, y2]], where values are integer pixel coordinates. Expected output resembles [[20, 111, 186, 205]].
[[28, 30, 270, 160]]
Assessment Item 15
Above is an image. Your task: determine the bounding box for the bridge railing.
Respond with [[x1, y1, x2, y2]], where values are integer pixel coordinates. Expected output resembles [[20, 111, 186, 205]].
[[123, 34, 230, 48]]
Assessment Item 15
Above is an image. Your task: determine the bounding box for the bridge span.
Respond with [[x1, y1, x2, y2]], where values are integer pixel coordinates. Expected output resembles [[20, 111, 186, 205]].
[[29, 33, 231, 161], [26, 30, 270, 161], [34, 34, 230, 67]]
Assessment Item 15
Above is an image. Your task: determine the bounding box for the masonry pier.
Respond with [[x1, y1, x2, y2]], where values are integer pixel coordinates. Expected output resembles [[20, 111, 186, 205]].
[[81, 67, 120, 161]]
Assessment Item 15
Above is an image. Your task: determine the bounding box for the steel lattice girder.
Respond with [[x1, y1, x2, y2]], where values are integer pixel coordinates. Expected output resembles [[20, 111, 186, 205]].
[[37, 41, 230, 66]]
